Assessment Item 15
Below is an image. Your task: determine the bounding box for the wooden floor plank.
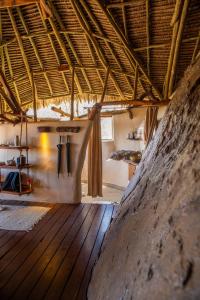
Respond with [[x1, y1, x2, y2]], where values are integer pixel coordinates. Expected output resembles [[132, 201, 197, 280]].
[[43, 205, 99, 300], [0, 203, 113, 300], [0, 204, 75, 299], [12, 204, 86, 299], [28, 204, 93, 300], [0, 203, 59, 274], [61, 204, 108, 300], [75, 205, 114, 300], [0, 231, 25, 259]]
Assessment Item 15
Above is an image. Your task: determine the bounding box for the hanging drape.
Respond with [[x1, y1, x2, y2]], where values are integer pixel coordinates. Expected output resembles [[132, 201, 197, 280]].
[[144, 107, 158, 146], [88, 108, 103, 197]]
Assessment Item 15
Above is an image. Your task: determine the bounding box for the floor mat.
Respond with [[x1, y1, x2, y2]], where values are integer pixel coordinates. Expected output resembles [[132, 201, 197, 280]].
[[0, 205, 50, 231]]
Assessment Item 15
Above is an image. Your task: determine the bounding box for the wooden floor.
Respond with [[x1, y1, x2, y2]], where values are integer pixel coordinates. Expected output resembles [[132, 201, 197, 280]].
[[0, 200, 115, 300]]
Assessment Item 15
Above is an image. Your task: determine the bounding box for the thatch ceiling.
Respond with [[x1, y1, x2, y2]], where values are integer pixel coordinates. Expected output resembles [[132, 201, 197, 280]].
[[0, 0, 199, 112]]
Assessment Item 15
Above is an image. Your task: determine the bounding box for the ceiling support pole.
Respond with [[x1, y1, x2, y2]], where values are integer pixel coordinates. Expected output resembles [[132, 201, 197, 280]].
[[70, 67, 75, 121]]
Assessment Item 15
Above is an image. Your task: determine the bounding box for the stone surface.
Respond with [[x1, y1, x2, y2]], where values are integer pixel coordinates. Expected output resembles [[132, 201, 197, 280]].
[[88, 59, 200, 300]]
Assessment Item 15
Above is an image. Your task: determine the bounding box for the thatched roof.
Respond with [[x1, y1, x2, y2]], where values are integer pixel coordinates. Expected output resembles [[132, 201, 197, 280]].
[[0, 0, 200, 112]]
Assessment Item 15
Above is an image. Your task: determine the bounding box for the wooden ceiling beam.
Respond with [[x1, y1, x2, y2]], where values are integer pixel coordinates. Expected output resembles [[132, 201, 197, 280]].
[[30, 64, 135, 79], [146, 0, 150, 77], [133, 64, 138, 100], [99, 100, 170, 107], [0, 86, 16, 112], [0, 0, 39, 8], [0, 113, 16, 124], [100, 67, 110, 103], [70, 67, 75, 120], [1, 0, 51, 19], [0, 68, 21, 112], [85, 35, 104, 87], [107, 1, 140, 9], [1, 29, 199, 55], [164, 0, 190, 98], [8, 8, 32, 85], [17, 7, 53, 96], [96, 0, 162, 99], [122, 1, 128, 40], [47, 0, 92, 93], [4, 46, 21, 104], [48, 16, 83, 95], [168, 0, 190, 96], [71, 0, 125, 99], [36, 3, 70, 94], [191, 30, 200, 63], [79, 0, 134, 94]]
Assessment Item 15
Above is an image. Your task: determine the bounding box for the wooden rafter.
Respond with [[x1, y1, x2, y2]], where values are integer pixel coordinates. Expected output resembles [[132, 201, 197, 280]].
[[70, 67, 75, 120], [97, 0, 162, 99], [0, 0, 39, 7], [47, 16, 83, 95], [133, 64, 138, 100], [17, 7, 53, 96], [100, 67, 110, 103], [71, 0, 125, 99], [99, 100, 169, 107], [169, 0, 190, 96], [8, 8, 32, 84], [0, 68, 21, 112], [1, 0, 52, 19], [35, 63, 135, 78], [1, 30, 200, 56], [85, 35, 104, 87], [4, 46, 21, 103], [51, 106, 71, 118], [31, 73, 37, 122], [47, 0, 92, 93], [146, 0, 150, 77], [191, 30, 200, 63], [79, 0, 134, 93], [36, 4, 70, 94], [164, 0, 190, 98], [122, 0, 128, 39], [0, 86, 16, 112], [107, 1, 140, 9]]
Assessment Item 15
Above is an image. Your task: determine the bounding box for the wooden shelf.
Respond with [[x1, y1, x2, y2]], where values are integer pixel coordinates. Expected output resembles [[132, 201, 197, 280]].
[[0, 183, 32, 195], [0, 164, 32, 170], [0, 146, 29, 150], [0, 189, 32, 195]]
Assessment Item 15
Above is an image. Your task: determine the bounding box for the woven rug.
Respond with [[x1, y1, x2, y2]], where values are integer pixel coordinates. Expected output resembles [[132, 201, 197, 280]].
[[0, 205, 50, 231]]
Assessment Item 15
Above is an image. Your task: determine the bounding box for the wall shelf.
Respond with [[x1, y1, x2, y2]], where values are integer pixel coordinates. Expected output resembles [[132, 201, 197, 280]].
[[0, 120, 32, 195], [0, 146, 29, 150], [0, 188, 32, 196], [0, 164, 33, 170]]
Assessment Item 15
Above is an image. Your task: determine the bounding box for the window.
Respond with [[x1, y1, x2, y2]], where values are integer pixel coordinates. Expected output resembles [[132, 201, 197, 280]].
[[101, 117, 113, 141]]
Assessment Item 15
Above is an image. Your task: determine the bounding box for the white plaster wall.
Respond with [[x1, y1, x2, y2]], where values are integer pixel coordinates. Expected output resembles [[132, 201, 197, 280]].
[[0, 120, 91, 203], [83, 108, 149, 188]]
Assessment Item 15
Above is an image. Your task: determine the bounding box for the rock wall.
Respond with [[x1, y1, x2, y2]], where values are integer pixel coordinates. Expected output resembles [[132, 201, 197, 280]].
[[88, 59, 200, 300]]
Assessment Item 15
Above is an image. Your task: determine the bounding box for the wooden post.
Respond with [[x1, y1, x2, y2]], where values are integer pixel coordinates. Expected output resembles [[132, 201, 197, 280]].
[[100, 68, 110, 103], [70, 67, 75, 121], [146, 0, 150, 77], [31, 74, 37, 122], [165, 0, 190, 98], [168, 0, 190, 96], [133, 64, 138, 100]]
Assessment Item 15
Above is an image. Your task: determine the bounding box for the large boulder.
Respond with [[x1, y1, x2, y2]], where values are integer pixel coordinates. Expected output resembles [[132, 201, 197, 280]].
[[88, 58, 200, 300]]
